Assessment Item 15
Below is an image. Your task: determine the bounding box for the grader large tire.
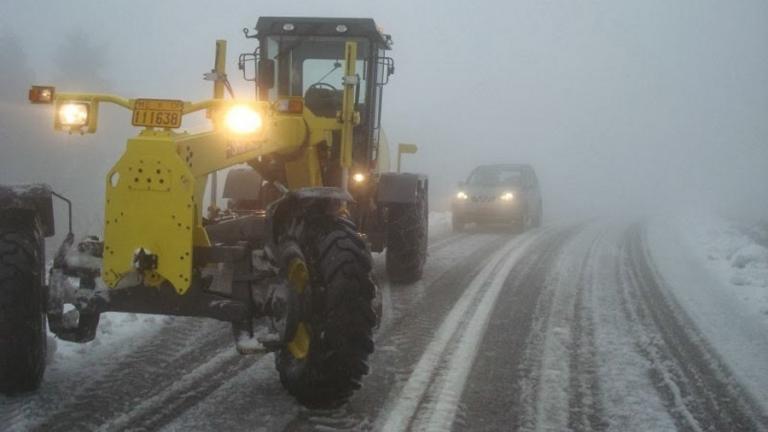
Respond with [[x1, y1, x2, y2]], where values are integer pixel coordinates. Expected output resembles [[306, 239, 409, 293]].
[[385, 198, 428, 284], [275, 216, 377, 409], [0, 217, 46, 395]]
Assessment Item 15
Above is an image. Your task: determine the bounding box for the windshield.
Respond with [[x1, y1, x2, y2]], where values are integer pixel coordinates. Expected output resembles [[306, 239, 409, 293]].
[[263, 35, 370, 102], [467, 167, 523, 186]]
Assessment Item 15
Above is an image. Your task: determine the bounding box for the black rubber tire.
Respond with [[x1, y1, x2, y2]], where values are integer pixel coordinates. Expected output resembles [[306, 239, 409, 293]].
[[0, 218, 46, 395], [275, 216, 377, 409], [385, 200, 428, 284]]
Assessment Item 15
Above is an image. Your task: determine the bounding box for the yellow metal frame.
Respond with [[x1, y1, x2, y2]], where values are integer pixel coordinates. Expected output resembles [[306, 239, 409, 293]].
[[286, 257, 310, 359], [39, 40, 362, 294]]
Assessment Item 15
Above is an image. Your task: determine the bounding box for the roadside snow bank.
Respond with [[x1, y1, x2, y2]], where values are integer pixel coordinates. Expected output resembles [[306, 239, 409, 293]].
[[646, 214, 768, 409], [676, 215, 768, 318]]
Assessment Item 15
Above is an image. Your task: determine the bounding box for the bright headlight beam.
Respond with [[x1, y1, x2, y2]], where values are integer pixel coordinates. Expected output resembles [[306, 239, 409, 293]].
[[500, 192, 514, 201], [58, 103, 89, 127], [456, 191, 468, 200], [352, 173, 366, 183], [225, 105, 263, 134]]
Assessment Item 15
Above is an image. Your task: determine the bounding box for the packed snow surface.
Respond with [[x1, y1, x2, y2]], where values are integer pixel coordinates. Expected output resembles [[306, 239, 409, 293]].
[[11, 211, 765, 431], [646, 214, 768, 410]]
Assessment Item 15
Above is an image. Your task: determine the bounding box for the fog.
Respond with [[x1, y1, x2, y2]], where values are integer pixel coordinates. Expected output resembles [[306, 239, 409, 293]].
[[1, 0, 767, 235]]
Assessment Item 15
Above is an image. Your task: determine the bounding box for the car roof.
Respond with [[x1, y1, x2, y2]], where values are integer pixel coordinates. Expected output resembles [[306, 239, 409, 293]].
[[472, 164, 534, 172]]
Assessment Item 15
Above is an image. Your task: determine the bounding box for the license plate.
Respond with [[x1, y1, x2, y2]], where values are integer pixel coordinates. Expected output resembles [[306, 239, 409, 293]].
[[132, 99, 184, 128]]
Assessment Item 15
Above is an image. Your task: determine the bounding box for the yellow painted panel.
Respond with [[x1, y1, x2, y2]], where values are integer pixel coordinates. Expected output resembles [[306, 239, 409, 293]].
[[102, 132, 196, 294]]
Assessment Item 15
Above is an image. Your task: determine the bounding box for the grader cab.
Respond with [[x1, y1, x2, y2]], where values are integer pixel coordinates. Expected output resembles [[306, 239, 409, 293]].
[[0, 17, 427, 408]]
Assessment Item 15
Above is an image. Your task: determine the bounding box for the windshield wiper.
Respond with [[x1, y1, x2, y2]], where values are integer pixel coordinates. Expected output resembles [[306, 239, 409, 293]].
[[315, 60, 342, 84]]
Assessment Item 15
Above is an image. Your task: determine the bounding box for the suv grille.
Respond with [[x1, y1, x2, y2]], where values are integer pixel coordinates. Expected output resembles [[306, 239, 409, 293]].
[[471, 194, 496, 203]]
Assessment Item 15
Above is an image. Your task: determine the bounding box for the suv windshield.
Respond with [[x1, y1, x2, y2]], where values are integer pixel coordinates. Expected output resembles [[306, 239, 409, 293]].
[[467, 167, 523, 186]]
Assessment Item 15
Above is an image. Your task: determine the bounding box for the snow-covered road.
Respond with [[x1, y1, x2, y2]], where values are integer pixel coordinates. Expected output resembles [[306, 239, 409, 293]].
[[1, 216, 767, 431]]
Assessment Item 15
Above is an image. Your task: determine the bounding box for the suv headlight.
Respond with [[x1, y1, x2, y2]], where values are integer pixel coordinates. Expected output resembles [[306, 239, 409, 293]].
[[500, 192, 514, 201], [456, 191, 468, 200]]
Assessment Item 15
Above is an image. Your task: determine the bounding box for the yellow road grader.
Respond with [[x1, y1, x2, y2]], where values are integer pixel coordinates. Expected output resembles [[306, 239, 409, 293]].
[[0, 17, 428, 408]]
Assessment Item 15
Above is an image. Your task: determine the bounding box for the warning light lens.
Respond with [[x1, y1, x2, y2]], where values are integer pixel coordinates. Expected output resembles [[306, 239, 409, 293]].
[[29, 86, 55, 104]]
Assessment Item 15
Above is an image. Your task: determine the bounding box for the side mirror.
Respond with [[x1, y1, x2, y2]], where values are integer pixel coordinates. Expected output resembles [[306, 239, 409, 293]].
[[258, 59, 275, 89], [378, 57, 395, 85]]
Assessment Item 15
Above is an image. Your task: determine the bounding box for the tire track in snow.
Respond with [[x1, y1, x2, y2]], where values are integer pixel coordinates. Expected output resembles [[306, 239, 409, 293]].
[[482, 225, 582, 432], [567, 228, 608, 431], [453, 224, 593, 432], [414, 230, 553, 432], [525, 228, 597, 432], [28, 318, 232, 431], [2, 316, 203, 432], [378, 230, 539, 431], [619, 223, 766, 432], [99, 348, 260, 431], [426, 232, 469, 251], [380, 226, 579, 431], [375, 231, 476, 340]]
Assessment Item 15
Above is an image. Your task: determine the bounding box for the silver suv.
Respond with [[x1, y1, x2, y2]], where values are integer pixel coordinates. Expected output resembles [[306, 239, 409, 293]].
[[451, 164, 543, 232]]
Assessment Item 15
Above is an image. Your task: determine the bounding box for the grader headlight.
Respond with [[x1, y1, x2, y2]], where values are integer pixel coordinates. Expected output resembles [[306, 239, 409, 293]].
[[352, 172, 366, 184], [57, 103, 89, 127], [225, 105, 263, 134]]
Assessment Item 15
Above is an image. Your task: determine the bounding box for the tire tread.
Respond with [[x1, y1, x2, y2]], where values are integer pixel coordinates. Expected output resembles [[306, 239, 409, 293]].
[[0, 224, 46, 395]]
